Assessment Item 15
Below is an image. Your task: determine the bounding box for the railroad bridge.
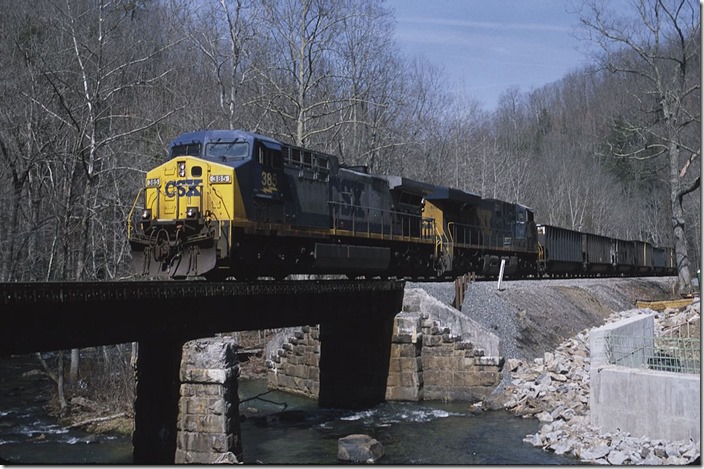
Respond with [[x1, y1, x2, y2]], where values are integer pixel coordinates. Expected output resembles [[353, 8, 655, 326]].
[[0, 280, 404, 464]]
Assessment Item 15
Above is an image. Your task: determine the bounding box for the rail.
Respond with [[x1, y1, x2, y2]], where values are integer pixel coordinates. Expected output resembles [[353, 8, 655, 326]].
[[605, 335, 701, 375]]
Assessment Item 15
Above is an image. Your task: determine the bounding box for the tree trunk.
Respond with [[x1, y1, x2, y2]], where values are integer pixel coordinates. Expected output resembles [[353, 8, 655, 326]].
[[69, 349, 80, 385], [37, 351, 68, 413], [131, 342, 139, 369], [671, 141, 693, 294], [57, 351, 67, 414]]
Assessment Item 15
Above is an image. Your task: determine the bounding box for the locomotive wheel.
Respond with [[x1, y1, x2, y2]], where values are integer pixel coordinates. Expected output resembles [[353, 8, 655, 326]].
[[153, 230, 171, 262]]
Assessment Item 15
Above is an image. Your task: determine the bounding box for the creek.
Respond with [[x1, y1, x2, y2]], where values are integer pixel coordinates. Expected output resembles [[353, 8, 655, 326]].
[[0, 355, 578, 464]]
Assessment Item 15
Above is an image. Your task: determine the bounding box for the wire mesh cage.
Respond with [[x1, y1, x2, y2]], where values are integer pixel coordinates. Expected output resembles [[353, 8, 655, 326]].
[[605, 334, 701, 374]]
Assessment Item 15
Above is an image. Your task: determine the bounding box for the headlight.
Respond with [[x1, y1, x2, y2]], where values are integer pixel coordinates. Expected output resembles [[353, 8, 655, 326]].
[[186, 207, 199, 218], [146, 178, 160, 187], [141, 209, 152, 220], [178, 161, 186, 178]]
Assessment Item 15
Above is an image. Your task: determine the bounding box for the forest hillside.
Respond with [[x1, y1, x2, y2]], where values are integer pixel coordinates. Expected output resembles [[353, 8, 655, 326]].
[[0, 0, 699, 285]]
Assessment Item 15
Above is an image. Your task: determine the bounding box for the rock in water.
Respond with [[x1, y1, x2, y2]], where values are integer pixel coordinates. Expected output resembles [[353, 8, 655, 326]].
[[337, 434, 384, 463]]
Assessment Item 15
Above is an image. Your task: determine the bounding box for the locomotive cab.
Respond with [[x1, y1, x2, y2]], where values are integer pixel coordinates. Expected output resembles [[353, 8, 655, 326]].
[[515, 204, 537, 252]]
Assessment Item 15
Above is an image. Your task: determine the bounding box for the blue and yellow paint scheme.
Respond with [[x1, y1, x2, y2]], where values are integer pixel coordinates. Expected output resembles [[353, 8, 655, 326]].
[[128, 156, 237, 277], [129, 130, 267, 278]]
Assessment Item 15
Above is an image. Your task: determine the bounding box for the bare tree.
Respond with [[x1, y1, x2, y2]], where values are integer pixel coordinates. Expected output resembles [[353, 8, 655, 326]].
[[327, 0, 402, 171], [256, 0, 366, 146], [0, 0, 184, 415], [577, 0, 700, 292], [0, 4, 59, 282], [189, 0, 259, 129]]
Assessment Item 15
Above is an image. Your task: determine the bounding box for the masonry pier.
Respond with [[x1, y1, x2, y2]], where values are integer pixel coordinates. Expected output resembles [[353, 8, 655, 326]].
[[176, 338, 242, 463], [268, 288, 505, 403]]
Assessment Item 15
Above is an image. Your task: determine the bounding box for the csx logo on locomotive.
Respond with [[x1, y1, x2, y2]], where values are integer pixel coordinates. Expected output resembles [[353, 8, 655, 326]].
[[164, 179, 203, 197], [334, 178, 364, 217]]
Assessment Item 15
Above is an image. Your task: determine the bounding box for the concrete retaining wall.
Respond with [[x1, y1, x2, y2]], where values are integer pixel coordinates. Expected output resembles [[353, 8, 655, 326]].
[[590, 313, 701, 443]]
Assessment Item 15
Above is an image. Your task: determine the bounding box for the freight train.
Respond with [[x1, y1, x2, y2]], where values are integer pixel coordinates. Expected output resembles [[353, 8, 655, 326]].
[[127, 129, 676, 281]]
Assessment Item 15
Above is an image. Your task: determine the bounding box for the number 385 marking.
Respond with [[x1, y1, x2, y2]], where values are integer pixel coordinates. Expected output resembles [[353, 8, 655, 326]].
[[261, 171, 278, 193]]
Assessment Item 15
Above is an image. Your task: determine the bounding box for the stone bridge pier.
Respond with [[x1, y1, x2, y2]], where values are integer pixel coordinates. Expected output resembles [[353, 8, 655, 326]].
[[128, 282, 403, 464], [267, 288, 505, 404], [132, 337, 244, 464], [132, 317, 397, 464]]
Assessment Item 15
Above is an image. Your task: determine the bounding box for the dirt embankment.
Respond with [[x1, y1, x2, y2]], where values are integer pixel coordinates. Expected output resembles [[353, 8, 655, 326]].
[[501, 277, 677, 360], [412, 276, 679, 362]]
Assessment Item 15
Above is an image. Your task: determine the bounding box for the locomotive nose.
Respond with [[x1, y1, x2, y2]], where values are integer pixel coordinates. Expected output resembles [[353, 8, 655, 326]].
[[129, 155, 238, 279]]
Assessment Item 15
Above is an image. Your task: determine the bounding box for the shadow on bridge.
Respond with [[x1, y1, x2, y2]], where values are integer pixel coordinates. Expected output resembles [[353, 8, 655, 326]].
[[1, 279, 404, 464]]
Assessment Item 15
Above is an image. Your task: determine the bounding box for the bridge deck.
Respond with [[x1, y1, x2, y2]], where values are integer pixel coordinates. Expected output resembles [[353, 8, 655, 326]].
[[1, 280, 405, 355]]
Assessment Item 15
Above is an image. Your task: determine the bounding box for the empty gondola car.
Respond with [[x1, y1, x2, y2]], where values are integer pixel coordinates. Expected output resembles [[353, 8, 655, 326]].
[[536, 224, 583, 276]]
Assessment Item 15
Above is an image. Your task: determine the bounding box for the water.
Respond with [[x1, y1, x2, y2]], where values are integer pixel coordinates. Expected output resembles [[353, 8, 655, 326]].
[[0, 356, 579, 464], [0, 355, 133, 464], [237, 380, 578, 465]]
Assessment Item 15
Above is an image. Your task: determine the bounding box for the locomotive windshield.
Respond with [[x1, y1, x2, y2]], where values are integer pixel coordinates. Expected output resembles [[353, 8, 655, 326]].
[[206, 141, 249, 162], [171, 143, 201, 157]]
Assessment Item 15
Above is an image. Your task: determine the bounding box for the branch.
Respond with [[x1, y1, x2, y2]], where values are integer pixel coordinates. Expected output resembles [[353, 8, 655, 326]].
[[613, 143, 666, 161], [677, 175, 700, 202], [64, 412, 128, 430], [35, 352, 60, 385], [679, 150, 700, 178], [89, 106, 186, 152]]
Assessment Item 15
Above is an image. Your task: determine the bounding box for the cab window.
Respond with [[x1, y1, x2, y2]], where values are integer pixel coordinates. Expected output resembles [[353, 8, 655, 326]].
[[206, 141, 250, 162], [171, 143, 201, 158], [257, 143, 283, 169]]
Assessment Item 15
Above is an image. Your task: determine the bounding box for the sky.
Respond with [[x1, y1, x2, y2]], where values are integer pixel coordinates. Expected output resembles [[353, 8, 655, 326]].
[[386, 0, 594, 112]]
